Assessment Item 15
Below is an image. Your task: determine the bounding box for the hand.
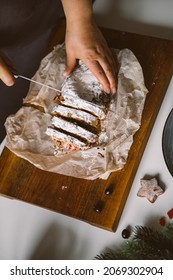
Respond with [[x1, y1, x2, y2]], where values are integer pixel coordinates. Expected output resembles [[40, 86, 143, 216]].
[[64, 20, 118, 94], [0, 52, 15, 86]]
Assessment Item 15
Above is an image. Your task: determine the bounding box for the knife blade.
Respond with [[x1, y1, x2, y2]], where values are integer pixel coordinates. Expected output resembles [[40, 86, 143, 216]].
[[14, 74, 62, 93], [14, 74, 116, 114]]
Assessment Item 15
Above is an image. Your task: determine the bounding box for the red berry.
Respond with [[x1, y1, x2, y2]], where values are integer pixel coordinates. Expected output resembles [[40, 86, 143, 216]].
[[159, 217, 166, 226], [167, 208, 173, 219]]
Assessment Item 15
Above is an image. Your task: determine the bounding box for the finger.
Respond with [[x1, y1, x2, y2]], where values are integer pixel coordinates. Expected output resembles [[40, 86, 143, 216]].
[[98, 57, 117, 94], [0, 57, 15, 86], [108, 49, 119, 77], [64, 53, 77, 77], [84, 59, 111, 93], [98, 48, 118, 91]]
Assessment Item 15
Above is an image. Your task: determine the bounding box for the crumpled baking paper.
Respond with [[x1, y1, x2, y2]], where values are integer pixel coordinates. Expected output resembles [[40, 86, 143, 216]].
[[5, 44, 148, 180]]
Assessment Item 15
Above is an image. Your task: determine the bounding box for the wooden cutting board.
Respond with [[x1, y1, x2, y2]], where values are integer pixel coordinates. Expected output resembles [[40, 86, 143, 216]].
[[1, 20, 173, 231]]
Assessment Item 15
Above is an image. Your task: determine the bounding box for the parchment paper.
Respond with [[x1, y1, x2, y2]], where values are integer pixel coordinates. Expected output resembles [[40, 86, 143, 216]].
[[5, 44, 148, 180]]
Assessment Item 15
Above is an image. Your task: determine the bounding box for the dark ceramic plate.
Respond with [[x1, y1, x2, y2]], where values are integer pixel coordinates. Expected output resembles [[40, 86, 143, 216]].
[[162, 109, 173, 176]]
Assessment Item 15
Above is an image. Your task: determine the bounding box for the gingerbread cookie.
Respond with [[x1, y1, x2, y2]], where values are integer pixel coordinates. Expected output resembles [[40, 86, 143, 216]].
[[137, 178, 164, 203]]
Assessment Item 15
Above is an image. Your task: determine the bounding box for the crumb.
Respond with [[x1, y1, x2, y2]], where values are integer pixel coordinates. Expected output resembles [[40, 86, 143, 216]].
[[61, 185, 68, 190]]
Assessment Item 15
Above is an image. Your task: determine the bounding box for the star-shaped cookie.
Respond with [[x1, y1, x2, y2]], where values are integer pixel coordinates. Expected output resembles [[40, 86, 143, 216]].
[[137, 178, 164, 203]]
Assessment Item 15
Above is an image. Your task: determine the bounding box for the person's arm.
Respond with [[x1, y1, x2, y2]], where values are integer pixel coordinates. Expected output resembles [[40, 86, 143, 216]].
[[61, 0, 117, 94], [0, 54, 15, 86]]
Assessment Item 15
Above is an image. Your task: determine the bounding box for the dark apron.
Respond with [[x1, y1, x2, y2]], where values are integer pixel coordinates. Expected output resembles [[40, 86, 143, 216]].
[[0, 0, 64, 141]]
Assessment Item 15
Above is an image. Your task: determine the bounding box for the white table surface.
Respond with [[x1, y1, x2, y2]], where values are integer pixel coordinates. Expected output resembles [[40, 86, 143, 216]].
[[0, 75, 173, 260]]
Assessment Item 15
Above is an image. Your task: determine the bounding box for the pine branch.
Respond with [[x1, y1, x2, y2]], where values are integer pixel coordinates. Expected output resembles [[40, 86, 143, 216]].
[[125, 239, 172, 259], [94, 245, 128, 260], [163, 223, 173, 238], [133, 226, 173, 258], [95, 251, 125, 260], [94, 223, 173, 260]]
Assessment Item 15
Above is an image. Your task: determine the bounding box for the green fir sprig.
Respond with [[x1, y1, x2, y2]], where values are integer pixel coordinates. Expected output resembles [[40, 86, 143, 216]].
[[95, 223, 173, 260]]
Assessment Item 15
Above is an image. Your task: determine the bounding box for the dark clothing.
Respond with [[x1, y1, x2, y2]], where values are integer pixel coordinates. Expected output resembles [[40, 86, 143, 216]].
[[0, 0, 64, 142]]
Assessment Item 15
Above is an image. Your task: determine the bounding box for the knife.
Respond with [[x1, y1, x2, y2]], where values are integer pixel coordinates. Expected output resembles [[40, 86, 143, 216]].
[[14, 74, 116, 114], [14, 74, 62, 93]]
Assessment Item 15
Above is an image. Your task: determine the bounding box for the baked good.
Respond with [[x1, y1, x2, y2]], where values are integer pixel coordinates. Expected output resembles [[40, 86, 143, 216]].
[[137, 178, 164, 203], [51, 104, 100, 132], [46, 103, 104, 152], [46, 61, 111, 153]]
